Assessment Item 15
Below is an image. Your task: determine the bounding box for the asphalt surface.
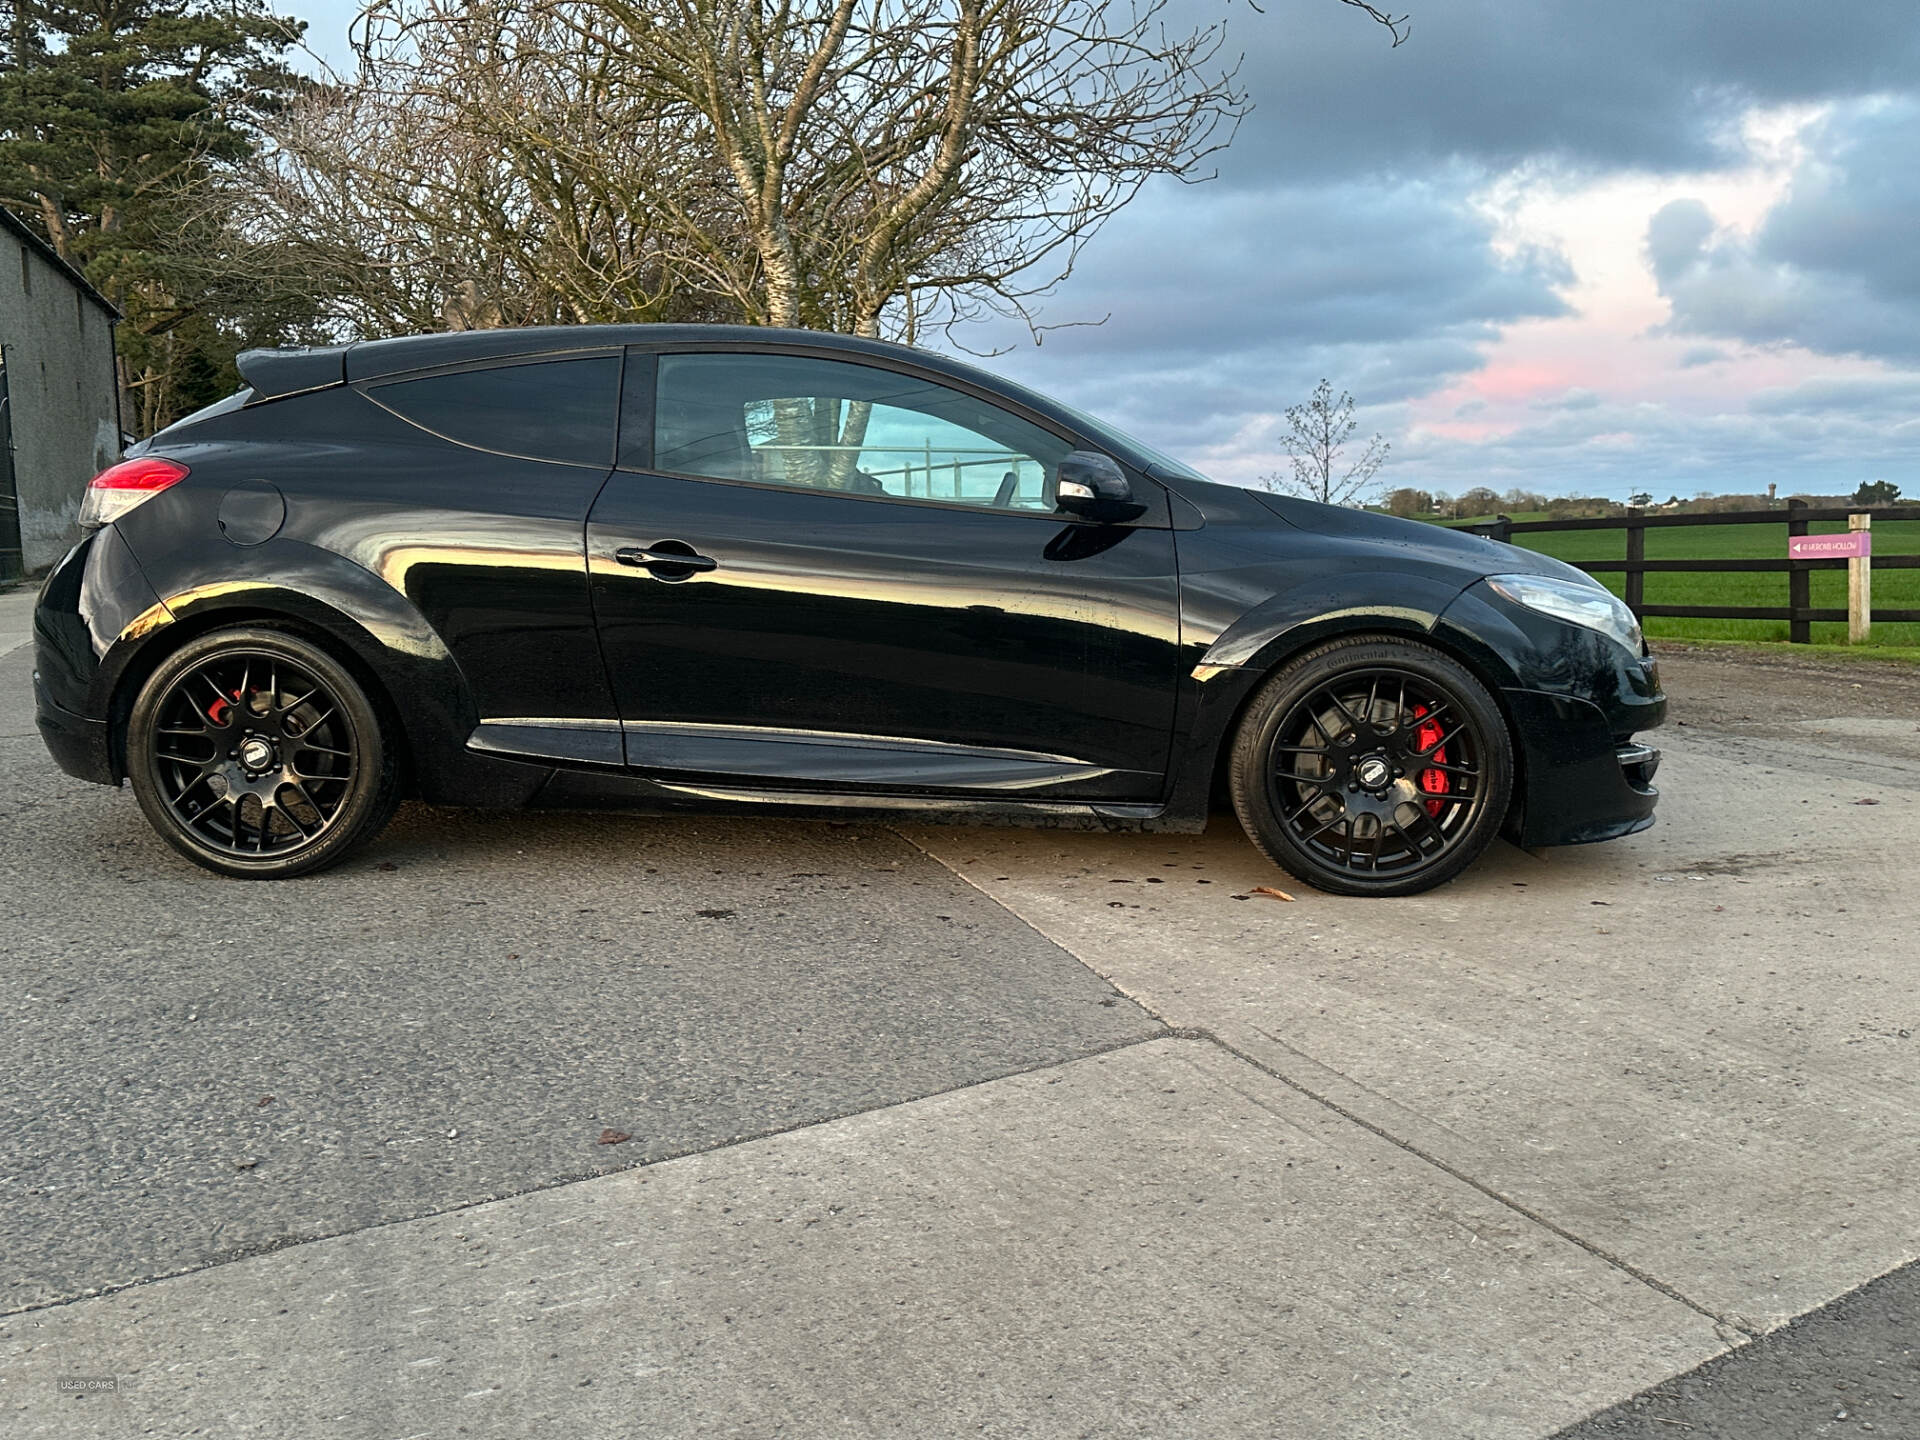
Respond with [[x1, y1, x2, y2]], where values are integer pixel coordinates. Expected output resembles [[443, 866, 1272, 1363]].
[[1558, 1259, 1920, 1439], [0, 636, 1159, 1313]]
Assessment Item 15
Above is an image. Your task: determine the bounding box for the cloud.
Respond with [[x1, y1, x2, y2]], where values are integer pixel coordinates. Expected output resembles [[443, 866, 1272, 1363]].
[[1220, 0, 1920, 180], [1747, 373, 1920, 418], [1646, 199, 1719, 289], [976, 169, 1570, 471], [971, 8, 1920, 496], [1650, 99, 1920, 362], [1759, 100, 1920, 303], [1400, 393, 1920, 500], [1532, 387, 1602, 411], [1040, 171, 1569, 357]]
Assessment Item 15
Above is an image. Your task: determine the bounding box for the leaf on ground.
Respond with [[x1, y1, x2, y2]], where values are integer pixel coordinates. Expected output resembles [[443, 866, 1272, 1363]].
[[597, 1129, 632, 1146], [375, 861, 397, 872], [257, 1096, 273, 1107], [1855, 798, 1880, 805], [1249, 885, 1295, 902]]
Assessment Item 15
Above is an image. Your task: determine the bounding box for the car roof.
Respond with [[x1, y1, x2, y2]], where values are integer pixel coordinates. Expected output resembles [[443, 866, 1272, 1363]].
[[242, 325, 1011, 398], [346, 324, 944, 379], [245, 322, 1051, 408], [238, 323, 1124, 460]]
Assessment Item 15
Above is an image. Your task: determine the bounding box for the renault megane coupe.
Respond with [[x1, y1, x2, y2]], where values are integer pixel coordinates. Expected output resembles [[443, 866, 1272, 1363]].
[[33, 325, 1663, 894]]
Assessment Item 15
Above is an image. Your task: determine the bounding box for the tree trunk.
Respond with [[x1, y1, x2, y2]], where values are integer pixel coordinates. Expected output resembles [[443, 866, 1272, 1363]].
[[35, 193, 72, 261]]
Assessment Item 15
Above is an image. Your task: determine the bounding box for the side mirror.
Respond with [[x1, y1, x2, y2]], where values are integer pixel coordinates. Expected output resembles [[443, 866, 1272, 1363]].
[[1054, 451, 1145, 523]]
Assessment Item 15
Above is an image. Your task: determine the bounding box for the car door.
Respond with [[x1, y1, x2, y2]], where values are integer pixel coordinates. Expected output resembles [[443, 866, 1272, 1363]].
[[585, 348, 1181, 800]]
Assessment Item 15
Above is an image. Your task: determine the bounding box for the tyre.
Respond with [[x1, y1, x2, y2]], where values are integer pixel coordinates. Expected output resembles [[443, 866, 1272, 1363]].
[[126, 626, 401, 879], [1229, 635, 1513, 897]]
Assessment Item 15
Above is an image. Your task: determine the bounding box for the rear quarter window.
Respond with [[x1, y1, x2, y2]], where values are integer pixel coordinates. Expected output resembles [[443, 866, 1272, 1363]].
[[365, 356, 620, 467]]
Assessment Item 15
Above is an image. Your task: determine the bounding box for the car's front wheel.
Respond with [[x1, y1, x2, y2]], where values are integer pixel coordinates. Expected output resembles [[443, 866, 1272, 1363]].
[[1229, 636, 1513, 897], [127, 627, 400, 879]]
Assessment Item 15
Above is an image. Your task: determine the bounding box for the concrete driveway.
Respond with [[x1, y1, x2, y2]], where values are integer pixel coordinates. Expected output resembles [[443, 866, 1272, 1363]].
[[2, 580, 1916, 1438]]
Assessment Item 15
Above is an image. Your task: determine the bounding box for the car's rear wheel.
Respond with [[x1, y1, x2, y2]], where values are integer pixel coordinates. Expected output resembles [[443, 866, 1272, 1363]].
[[127, 627, 400, 879], [1229, 636, 1513, 897]]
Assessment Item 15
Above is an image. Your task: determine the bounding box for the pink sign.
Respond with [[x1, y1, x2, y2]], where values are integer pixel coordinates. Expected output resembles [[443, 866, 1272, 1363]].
[[1789, 532, 1872, 559]]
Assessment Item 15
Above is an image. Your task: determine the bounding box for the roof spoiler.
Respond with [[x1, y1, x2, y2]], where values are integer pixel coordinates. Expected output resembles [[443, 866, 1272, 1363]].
[[235, 344, 350, 402]]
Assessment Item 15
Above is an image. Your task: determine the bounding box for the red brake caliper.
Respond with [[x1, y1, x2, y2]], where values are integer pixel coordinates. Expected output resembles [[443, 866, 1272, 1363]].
[[206, 689, 244, 726], [1411, 704, 1448, 818]]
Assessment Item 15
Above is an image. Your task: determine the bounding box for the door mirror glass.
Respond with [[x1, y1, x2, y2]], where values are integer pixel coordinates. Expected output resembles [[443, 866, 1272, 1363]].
[[1054, 451, 1144, 522]]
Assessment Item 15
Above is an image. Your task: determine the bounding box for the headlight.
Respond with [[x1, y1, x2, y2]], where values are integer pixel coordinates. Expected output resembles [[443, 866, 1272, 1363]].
[[1486, 573, 1644, 654]]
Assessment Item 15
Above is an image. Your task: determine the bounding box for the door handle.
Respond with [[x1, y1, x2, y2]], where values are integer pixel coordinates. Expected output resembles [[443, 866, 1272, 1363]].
[[615, 544, 718, 576]]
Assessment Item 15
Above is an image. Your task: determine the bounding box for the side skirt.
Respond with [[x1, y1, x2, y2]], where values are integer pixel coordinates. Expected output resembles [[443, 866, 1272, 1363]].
[[528, 767, 1204, 832], [620, 719, 1154, 798], [468, 718, 625, 768], [464, 717, 1205, 830]]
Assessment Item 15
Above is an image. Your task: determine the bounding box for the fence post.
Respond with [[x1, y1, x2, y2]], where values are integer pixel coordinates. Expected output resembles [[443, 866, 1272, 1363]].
[[1849, 512, 1872, 644], [1624, 507, 1645, 618], [1787, 499, 1810, 644], [1491, 513, 1513, 545]]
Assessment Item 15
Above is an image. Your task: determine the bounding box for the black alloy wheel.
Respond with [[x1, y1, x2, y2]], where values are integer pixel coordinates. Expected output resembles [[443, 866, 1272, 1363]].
[[127, 627, 400, 878], [1230, 636, 1513, 897]]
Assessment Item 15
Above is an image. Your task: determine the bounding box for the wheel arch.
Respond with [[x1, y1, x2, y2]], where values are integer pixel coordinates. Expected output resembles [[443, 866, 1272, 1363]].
[[100, 587, 460, 793], [1191, 613, 1529, 834]]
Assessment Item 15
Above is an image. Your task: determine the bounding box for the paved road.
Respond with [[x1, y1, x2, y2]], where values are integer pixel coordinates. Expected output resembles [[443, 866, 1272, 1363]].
[[0, 635, 1157, 1313], [906, 648, 1920, 1333], [3, 579, 1918, 1439]]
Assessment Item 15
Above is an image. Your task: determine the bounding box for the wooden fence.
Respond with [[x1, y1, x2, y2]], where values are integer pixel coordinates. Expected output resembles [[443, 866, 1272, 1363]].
[[1450, 500, 1920, 642]]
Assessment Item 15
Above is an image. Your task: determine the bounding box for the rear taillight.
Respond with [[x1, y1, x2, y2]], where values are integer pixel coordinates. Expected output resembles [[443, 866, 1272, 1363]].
[[78, 456, 190, 529]]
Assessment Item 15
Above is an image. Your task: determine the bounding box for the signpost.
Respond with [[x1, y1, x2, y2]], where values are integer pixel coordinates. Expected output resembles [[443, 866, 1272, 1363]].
[[1849, 513, 1871, 645], [1785, 532, 1872, 560], [1788, 519, 1873, 642]]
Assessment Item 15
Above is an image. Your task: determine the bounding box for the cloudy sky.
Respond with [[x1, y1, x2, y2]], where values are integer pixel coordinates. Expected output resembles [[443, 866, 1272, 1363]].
[[295, 1, 1920, 500]]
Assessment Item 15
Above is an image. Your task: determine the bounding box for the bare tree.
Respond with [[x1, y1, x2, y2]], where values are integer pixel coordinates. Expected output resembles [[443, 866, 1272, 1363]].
[[195, 0, 1406, 350], [1335, 0, 1410, 47], [1260, 378, 1390, 506], [540, 0, 1250, 342], [195, 0, 1250, 341], [190, 0, 743, 334]]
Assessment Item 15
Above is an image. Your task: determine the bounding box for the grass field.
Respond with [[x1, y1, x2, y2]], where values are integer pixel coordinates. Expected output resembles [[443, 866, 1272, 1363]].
[[1434, 513, 1920, 649]]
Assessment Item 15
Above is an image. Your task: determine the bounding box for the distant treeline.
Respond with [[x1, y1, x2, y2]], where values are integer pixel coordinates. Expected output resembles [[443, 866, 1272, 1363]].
[[1380, 480, 1902, 521]]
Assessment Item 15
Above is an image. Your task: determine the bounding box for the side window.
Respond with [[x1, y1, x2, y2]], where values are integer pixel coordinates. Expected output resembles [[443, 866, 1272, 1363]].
[[654, 353, 1071, 511], [367, 355, 620, 467]]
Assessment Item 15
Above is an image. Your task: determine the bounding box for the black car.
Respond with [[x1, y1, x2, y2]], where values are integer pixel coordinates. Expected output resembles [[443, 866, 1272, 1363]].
[[32, 325, 1663, 895]]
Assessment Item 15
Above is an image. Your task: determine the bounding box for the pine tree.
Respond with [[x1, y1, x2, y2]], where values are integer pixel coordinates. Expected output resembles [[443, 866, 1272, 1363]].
[[0, 0, 304, 431]]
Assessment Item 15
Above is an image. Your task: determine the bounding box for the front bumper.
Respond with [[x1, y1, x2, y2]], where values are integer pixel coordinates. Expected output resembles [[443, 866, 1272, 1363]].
[[34, 669, 118, 786], [1504, 688, 1659, 847], [1433, 579, 1666, 849]]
